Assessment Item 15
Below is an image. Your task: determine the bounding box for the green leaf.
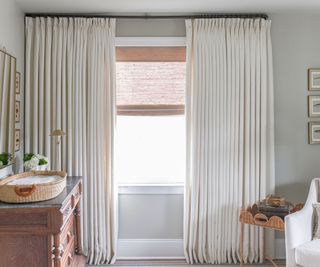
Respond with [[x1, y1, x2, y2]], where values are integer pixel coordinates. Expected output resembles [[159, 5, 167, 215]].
[[23, 153, 34, 162], [0, 153, 10, 165], [39, 158, 48, 166]]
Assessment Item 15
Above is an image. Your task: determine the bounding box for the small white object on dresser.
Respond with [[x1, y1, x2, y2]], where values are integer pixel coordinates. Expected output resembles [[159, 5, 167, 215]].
[[0, 165, 13, 180]]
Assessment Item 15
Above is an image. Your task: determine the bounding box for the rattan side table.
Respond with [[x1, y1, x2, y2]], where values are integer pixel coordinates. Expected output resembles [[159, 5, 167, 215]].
[[239, 203, 303, 267]]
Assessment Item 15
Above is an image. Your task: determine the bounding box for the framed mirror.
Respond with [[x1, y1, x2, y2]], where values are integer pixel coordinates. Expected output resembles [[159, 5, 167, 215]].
[[0, 49, 16, 169]]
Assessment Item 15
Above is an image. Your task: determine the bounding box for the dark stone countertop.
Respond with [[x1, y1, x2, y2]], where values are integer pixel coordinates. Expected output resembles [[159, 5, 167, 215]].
[[0, 176, 82, 209]]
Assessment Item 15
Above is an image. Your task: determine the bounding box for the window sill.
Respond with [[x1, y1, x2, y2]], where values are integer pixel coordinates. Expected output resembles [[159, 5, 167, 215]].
[[118, 184, 184, 195]]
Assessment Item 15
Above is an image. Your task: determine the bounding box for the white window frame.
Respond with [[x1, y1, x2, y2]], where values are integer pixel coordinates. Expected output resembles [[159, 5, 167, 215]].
[[118, 184, 184, 195], [116, 37, 186, 193]]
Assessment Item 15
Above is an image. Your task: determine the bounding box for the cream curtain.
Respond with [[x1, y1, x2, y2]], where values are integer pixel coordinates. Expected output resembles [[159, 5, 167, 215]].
[[25, 17, 117, 264], [184, 18, 275, 264]]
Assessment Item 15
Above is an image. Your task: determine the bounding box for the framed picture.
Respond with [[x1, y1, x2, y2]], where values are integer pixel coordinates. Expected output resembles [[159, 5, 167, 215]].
[[15, 129, 20, 151], [308, 96, 320, 117], [309, 122, 320, 144], [15, 100, 20, 123], [15, 72, 20, 94]]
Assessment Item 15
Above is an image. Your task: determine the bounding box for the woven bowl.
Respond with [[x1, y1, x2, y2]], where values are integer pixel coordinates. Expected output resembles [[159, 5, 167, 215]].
[[0, 170, 67, 203]]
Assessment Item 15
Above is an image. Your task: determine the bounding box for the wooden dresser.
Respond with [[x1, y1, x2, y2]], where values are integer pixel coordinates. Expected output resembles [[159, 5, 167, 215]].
[[0, 177, 86, 267]]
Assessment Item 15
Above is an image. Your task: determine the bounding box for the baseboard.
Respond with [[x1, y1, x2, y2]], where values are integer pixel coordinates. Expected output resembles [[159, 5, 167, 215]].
[[275, 238, 285, 259], [109, 238, 286, 261], [114, 259, 187, 266], [117, 239, 185, 260]]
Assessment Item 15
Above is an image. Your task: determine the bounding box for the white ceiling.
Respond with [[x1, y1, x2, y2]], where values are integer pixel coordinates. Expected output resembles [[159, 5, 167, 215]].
[[15, 0, 320, 14]]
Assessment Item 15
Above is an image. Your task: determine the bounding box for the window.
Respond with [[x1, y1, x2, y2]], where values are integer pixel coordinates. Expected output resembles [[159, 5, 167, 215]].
[[115, 46, 186, 185]]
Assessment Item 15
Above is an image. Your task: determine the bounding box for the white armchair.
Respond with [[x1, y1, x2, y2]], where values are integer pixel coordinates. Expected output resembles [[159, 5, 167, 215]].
[[285, 178, 320, 267]]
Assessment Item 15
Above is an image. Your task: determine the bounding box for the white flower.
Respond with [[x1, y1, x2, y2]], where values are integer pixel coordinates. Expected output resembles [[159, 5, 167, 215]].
[[24, 153, 49, 171], [24, 156, 40, 169], [0, 161, 3, 167]]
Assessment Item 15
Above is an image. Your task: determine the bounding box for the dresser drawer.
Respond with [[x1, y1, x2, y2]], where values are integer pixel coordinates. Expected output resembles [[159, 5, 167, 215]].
[[71, 183, 81, 208], [61, 215, 74, 247], [61, 215, 75, 267], [61, 235, 75, 267], [61, 198, 73, 225], [0, 210, 49, 231], [61, 182, 81, 226]]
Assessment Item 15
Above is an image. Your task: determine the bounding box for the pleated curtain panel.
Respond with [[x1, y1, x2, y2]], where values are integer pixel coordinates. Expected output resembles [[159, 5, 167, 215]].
[[25, 17, 117, 264], [184, 18, 275, 264]]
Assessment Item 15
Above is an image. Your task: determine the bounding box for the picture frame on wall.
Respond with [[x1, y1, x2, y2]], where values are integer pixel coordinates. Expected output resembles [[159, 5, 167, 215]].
[[309, 122, 320, 144], [15, 129, 20, 151], [308, 68, 320, 91], [308, 96, 320, 117], [15, 72, 20, 94], [15, 100, 20, 123]]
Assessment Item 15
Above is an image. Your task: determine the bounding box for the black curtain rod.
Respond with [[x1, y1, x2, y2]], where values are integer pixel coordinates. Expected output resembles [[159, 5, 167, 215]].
[[25, 13, 268, 20]]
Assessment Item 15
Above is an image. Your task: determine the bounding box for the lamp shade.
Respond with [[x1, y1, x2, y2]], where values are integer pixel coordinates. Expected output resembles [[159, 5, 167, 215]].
[[50, 129, 66, 137]]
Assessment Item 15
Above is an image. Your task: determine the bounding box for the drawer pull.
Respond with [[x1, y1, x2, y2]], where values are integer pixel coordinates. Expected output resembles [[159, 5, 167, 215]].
[[67, 253, 73, 266], [64, 206, 72, 216], [67, 232, 73, 242]]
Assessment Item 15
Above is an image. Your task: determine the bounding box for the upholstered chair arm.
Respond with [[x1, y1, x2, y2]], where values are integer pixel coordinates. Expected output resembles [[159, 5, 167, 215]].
[[285, 178, 319, 267]]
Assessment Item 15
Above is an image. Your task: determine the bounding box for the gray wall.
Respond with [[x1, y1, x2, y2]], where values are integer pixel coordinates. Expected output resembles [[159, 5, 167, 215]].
[[117, 14, 320, 240], [119, 194, 183, 239], [116, 19, 186, 37], [271, 14, 320, 203]]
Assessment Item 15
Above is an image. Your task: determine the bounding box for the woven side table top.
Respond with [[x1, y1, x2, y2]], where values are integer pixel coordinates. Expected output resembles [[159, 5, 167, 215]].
[[239, 203, 304, 231]]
